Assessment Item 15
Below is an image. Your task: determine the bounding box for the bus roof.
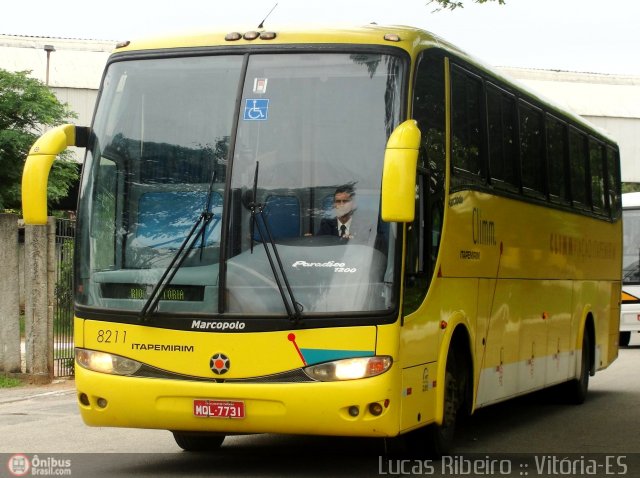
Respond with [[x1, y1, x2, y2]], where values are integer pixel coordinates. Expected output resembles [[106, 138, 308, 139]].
[[112, 23, 616, 145], [115, 24, 444, 52]]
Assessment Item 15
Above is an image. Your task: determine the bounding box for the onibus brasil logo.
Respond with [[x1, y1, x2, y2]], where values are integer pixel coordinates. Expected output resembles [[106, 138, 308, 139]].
[[7, 454, 72, 476]]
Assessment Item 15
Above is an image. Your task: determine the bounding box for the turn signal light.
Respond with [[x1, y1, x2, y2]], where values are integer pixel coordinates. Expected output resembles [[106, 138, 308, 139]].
[[260, 31, 277, 40], [225, 32, 242, 41], [243, 31, 260, 40]]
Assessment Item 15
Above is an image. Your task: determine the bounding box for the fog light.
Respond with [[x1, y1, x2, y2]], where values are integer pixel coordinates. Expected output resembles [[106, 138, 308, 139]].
[[369, 402, 383, 416], [348, 406, 359, 417], [97, 397, 108, 408], [78, 393, 90, 406]]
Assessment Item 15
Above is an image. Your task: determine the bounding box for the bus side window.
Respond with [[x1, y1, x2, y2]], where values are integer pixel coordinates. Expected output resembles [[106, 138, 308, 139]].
[[450, 64, 485, 188], [519, 101, 545, 197], [487, 84, 518, 192], [589, 138, 606, 214], [92, 157, 118, 270], [569, 128, 588, 209], [546, 115, 569, 204], [607, 147, 622, 219], [404, 50, 446, 315]]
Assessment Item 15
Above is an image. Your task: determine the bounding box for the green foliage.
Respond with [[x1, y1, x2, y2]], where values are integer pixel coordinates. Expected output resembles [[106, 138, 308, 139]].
[[0, 376, 22, 388], [622, 183, 640, 193], [54, 238, 74, 324], [0, 69, 79, 211], [428, 0, 506, 11]]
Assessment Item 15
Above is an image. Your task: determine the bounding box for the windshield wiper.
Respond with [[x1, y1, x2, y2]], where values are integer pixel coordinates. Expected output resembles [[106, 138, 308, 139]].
[[248, 161, 303, 323], [139, 210, 214, 320], [140, 167, 219, 320]]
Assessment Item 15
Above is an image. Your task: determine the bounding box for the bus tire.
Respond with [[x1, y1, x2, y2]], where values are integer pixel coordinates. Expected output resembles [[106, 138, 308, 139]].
[[565, 330, 591, 405], [619, 331, 631, 347], [407, 348, 464, 458], [172, 432, 225, 451]]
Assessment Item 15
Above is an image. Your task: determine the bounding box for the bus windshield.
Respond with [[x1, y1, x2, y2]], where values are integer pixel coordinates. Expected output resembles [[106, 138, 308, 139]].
[[623, 208, 640, 284], [76, 51, 404, 318]]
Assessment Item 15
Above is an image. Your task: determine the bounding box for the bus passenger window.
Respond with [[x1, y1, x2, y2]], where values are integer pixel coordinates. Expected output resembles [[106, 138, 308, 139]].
[[451, 65, 484, 183], [607, 147, 622, 218], [519, 102, 544, 195], [487, 84, 517, 189], [413, 53, 446, 174], [569, 129, 588, 207], [546, 116, 568, 203], [589, 139, 605, 212]]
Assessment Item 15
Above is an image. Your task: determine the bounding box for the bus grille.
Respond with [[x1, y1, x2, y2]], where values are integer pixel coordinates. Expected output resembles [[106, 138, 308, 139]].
[[133, 365, 315, 383]]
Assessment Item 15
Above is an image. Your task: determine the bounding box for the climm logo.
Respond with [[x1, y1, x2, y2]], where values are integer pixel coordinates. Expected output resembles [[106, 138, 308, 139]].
[[472, 208, 496, 246]]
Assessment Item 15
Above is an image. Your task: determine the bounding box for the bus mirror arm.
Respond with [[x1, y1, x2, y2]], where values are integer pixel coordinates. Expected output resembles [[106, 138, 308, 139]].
[[74, 126, 91, 148], [381, 120, 421, 223], [22, 124, 89, 225]]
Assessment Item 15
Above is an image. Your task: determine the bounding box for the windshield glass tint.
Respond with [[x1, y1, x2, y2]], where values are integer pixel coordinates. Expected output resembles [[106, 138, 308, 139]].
[[76, 52, 403, 316], [623, 208, 640, 283], [76, 56, 240, 313], [227, 53, 402, 315]]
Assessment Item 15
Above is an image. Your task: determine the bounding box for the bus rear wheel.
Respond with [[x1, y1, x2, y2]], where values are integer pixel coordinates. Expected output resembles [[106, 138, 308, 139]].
[[172, 432, 225, 451], [564, 331, 591, 404]]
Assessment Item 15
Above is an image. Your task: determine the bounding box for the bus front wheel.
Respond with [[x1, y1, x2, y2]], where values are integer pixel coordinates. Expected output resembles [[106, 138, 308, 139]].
[[406, 348, 465, 457], [172, 432, 225, 452]]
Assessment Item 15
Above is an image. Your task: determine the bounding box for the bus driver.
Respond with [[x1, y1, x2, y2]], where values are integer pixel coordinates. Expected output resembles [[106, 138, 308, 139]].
[[318, 184, 360, 239]]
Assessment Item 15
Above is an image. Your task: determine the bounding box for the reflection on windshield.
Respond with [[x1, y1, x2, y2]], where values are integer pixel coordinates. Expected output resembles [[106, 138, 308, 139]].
[[76, 51, 403, 318], [623, 208, 640, 283]]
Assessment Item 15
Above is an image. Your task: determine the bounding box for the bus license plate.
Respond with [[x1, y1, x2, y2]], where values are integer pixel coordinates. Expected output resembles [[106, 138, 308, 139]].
[[193, 400, 245, 418]]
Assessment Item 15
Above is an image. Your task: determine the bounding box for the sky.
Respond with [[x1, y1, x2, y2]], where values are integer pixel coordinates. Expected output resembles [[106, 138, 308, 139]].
[[2, 0, 639, 76]]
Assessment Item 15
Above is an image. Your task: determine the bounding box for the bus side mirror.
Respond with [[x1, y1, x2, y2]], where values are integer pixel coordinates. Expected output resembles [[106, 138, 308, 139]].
[[381, 120, 421, 223], [22, 124, 89, 225]]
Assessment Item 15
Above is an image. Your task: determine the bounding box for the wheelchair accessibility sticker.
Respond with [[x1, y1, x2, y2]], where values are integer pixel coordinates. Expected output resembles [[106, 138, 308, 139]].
[[243, 99, 269, 121]]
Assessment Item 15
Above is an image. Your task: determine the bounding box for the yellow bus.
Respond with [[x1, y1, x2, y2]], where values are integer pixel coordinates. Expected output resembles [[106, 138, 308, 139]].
[[22, 24, 622, 456]]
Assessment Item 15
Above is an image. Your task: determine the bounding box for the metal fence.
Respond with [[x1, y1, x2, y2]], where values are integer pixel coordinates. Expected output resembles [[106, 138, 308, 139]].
[[53, 218, 75, 377]]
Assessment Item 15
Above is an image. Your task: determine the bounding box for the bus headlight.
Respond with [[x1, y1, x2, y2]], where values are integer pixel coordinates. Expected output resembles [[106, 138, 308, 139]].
[[75, 348, 142, 375], [303, 356, 392, 381]]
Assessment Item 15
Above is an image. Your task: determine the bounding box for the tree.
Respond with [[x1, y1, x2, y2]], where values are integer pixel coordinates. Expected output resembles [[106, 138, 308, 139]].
[[429, 0, 505, 11], [0, 69, 79, 211]]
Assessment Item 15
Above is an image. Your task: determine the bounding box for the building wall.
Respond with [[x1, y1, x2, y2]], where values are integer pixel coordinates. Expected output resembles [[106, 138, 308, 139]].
[[584, 116, 640, 181], [500, 67, 640, 182], [51, 87, 99, 126], [0, 35, 113, 89], [0, 35, 111, 163]]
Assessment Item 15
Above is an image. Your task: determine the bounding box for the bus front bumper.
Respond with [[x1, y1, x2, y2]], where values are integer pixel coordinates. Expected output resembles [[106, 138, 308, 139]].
[[75, 366, 401, 437]]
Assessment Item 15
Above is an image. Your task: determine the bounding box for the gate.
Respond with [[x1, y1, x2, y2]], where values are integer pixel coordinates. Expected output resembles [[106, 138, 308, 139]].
[[53, 218, 75, 377]]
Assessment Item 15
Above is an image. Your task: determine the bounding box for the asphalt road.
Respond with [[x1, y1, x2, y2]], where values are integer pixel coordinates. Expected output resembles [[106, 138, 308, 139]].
[[2, 334, 640, 477]]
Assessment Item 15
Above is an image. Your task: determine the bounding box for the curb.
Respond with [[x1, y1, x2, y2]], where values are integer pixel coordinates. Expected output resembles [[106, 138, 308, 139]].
[[0, 379, 75, 405]]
